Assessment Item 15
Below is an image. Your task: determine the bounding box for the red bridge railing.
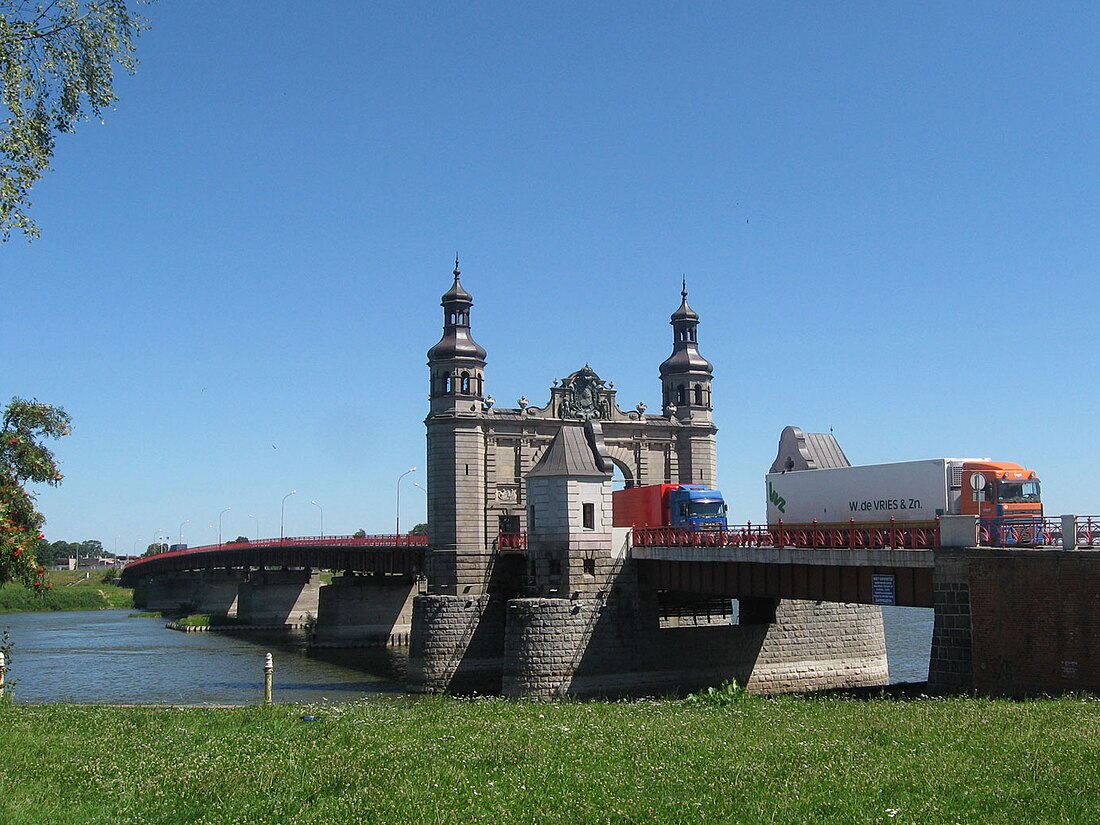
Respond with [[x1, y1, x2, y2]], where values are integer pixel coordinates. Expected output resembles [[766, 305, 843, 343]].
[[633, 519, 940, 550], [1074, 516, 1100, 546], [637, 516, 1100, 550], [497, 531, 528, 551], [121, 534, 429, 579]]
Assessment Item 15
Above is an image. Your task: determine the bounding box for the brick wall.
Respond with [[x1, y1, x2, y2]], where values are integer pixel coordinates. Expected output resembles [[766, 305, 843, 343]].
[[930, 549, 1100, 696], [928, 553, 973, 693]]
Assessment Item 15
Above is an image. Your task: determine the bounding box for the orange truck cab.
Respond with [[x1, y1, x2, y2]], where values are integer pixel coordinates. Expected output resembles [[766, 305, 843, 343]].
[[957, 460, 1042, 544]]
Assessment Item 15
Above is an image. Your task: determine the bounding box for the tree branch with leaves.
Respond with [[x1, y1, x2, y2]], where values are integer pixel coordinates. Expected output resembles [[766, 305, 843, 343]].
[[1, 397, 70, 587], [1, 0, 149, 240]]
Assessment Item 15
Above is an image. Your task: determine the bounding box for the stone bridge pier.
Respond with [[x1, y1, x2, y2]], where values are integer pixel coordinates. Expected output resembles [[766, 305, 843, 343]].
[[312, 573, 419, 646], [134, 569, 246, 616], [235, 569, 321, 626]]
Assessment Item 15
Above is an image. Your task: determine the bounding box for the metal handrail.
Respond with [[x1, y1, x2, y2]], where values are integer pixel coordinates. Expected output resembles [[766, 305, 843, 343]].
[[632, 517, 939, 550], [123, 533, 429, 573]]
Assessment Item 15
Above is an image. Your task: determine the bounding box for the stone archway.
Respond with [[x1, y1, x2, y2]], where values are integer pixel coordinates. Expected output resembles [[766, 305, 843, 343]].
[[605, 448, 637, 489], [479, 366, 716, 543]]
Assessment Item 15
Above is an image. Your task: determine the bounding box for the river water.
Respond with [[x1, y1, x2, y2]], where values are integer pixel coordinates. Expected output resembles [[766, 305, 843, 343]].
[[1, 607, 934, 704], [1, 611, 407, 705]]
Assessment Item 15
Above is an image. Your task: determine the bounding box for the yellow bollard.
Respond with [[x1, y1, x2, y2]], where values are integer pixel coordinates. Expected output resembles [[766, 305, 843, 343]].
[[263, 652, 273, 705]]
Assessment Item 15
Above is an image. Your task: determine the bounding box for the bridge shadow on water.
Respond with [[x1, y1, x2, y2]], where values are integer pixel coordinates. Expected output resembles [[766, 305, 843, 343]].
[[198, 627, 411, 695]]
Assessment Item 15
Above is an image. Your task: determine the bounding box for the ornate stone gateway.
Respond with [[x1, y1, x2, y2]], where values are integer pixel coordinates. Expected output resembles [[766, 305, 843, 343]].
[[424, 263, 717, 572], [412, 262, 889, 701], [481, 364, 713, 545]]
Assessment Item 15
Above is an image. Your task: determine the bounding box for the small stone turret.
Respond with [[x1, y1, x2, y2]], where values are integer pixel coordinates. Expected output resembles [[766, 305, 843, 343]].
[[525, 421, 615, 598]]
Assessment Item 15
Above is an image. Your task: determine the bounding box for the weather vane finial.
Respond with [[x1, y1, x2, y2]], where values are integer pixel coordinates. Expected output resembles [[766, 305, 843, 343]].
[[454, 252, 460, 279], [681, 275, 688, 300]]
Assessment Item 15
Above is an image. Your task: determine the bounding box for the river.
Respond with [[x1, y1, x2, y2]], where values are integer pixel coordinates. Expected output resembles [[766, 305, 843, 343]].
[[1, 607, 934, 704]]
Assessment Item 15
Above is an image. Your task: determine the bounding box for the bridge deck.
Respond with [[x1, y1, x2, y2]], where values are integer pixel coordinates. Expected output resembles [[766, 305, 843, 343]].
[[633, 545, 935, 607], [120, 535, 427, 585]]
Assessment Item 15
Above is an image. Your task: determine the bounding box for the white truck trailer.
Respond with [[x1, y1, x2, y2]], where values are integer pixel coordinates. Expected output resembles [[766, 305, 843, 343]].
[[766, 458, 1042, 529]]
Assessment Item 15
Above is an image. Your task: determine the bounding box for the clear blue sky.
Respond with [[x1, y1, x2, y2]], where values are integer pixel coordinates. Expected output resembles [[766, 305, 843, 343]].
[[6, 1, 1099, 552]]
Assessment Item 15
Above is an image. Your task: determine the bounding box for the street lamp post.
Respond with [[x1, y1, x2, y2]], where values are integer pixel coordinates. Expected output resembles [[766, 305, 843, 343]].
[[179, 519, 190, 547], [218, 507, 231, 546], [280, 490, 297, 540], [396, 467, 416, 543], [248, 513, 259, 541], [311, 500, 324, 538]]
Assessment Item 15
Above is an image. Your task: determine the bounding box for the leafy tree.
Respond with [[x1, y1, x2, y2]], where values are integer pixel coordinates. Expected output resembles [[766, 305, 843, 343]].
[[408, 523, 428, 536], [0, 0, 149, 240], [352, 529, 366, 539], [1, 397, 70, 587], [142, 542, 167, 557], [227, 536, 249, 544], [33, 538, 105, 567], [79, 538, 104, 557]]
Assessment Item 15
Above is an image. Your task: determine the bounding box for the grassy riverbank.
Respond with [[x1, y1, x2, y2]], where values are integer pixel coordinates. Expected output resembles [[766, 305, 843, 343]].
[[1, 693, 1098, 824], [0, 570, 133, 613]]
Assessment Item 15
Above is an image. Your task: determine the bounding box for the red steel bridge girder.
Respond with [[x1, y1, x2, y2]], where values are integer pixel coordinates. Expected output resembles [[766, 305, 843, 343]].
[[120, 535, 427, 585]]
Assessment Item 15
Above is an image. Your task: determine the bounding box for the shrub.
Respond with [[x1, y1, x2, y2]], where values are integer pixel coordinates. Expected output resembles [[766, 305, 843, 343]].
[[685, 679, 749, 707]]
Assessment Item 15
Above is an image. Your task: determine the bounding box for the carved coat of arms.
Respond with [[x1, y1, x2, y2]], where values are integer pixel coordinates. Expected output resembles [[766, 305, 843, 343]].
[[558, 366, 611, 420]]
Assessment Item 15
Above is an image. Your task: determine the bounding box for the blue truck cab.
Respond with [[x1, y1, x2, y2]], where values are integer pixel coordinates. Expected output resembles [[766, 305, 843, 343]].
[[669, 485, 728, 529]]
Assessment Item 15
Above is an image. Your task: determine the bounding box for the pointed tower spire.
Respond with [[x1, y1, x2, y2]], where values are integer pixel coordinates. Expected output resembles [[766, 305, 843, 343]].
[[659, 277, 712, 417], [428, 257, 486, 403]]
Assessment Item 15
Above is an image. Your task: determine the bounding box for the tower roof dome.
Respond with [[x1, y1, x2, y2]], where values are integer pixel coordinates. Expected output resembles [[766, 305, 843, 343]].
[[659, 278, 712, 378], [427, 256, 487, 363]]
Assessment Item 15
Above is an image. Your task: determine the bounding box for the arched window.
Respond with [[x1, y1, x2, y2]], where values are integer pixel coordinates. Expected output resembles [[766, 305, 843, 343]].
[[445, 374, 453, 394], [694, 384, 703, 405], [676, 384, 686, 405], [461, 372, 471, 394]]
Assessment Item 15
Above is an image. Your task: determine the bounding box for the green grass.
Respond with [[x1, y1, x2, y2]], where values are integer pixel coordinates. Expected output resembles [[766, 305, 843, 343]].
[[0, 570, 133, 613], [1, 694, 1098, 823], [173, 614, 239, 628]]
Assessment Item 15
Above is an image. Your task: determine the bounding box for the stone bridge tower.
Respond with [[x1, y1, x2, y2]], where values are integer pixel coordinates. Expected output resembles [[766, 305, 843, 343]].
[[425, 258, 489, 593], [659, 279, 717, 486]]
